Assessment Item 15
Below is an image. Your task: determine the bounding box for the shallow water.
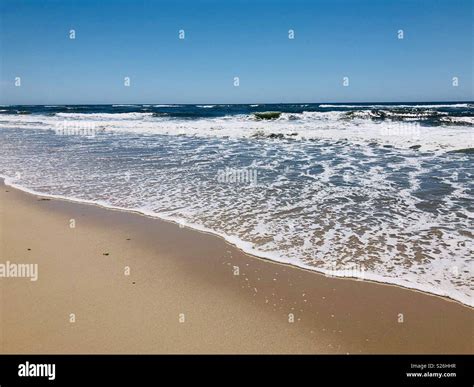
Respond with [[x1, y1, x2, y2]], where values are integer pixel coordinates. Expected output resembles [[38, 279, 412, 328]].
[[0, 103, 472, 306]]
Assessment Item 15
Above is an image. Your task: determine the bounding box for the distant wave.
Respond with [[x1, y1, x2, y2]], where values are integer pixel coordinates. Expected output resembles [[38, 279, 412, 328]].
[[0, 103, 472, 151], [0, 116, 471, 151], [320, 103, 472, 108], [55, 112, 154, 119]]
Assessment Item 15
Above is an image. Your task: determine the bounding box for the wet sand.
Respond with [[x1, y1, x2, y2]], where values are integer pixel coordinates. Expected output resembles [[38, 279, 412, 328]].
[[0, 179, 472, 353]]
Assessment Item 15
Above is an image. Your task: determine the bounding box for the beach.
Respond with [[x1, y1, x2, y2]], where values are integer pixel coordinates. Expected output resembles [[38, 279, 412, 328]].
[[1, 178, 472, 354], [1, 2, 473, 384]]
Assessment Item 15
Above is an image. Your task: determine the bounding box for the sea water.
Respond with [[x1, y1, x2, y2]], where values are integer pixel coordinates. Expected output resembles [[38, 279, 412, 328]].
[[0, 102, 472, 306]]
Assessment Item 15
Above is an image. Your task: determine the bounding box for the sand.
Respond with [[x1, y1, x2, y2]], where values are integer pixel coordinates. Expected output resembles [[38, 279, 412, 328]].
[[0, 179, 472, 354]]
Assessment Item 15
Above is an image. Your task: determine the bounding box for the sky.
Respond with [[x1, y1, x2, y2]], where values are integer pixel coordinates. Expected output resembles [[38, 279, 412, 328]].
[[0, 0, 472, 104]]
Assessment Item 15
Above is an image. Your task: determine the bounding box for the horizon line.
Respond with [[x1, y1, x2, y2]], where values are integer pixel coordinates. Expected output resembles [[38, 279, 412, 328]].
[[2, 100, 473, 106]]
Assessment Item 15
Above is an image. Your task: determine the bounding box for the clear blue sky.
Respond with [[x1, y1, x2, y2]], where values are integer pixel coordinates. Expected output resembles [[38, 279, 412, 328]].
[[0, 0, 472, 104]]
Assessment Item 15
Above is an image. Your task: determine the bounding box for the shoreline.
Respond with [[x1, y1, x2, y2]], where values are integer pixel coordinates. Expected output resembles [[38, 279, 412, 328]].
[[0, 178, 473, 353], [2, 175, 472, 309]]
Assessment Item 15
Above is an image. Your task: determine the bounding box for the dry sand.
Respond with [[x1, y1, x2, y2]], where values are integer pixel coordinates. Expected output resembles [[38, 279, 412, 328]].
[[0, 179, 472, 353]]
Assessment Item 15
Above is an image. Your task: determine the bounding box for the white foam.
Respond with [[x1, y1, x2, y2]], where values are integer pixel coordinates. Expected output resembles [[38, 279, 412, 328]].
[[440, 116, 474, 124], [1, 111, 472, 151], [1, 172, 471, 308], [319, 103, 472, 108], [55, 112, 154, 119]]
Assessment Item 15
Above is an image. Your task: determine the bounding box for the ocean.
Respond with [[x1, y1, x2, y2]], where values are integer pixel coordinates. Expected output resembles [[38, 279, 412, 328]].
[[0, 102, 472, 306]]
